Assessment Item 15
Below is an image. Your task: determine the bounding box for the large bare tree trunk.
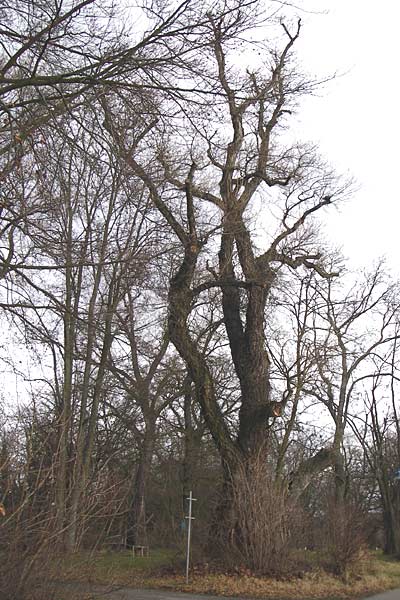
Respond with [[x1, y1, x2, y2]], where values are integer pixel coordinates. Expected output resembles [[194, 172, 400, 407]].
[[168, 245, 241, 473]]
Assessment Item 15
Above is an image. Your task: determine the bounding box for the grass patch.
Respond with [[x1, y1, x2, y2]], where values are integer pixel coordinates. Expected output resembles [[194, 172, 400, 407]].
[[54, 547, 179, 586], [52, 549, 400, 600]]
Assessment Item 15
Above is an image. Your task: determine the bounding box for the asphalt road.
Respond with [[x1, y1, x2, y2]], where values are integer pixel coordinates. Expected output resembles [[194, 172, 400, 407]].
[[54, 584, 239, 600], [366, 592, 400, 600], [54, 583, 400, 600]]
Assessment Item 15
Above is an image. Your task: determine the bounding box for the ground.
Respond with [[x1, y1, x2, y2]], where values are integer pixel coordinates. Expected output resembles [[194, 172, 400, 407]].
[[46, 549, 400, 600]]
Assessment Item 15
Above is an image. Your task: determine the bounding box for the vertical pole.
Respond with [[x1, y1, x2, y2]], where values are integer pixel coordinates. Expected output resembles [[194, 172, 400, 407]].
[[185, 490, 196, 584]]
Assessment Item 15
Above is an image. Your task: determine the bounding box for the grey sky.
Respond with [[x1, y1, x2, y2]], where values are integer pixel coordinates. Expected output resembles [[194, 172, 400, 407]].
[[293, 1, 399, 270]]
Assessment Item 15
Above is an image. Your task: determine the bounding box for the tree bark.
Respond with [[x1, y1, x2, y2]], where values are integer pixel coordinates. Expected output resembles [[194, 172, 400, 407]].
[[288, 447, 336, 502]]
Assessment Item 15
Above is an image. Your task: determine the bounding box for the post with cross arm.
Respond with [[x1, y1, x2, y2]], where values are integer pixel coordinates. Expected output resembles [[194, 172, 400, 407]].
[[185, 491, 197, 584]]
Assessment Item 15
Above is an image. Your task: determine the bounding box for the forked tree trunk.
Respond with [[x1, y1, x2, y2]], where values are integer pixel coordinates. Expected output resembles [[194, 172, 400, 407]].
[[168, 242, 334, 549], [168, 243, 241, 474]]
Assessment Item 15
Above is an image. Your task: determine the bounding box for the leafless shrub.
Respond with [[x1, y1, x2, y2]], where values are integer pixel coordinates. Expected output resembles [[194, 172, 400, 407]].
[[0, 505, 60, 600], [223, 453, 303, 575], [320, 498, 367, 581], [0, 417, 60, 599]]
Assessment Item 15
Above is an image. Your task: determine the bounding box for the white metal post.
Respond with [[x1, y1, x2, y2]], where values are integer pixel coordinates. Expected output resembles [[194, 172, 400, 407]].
[[185, 490, 197, 584]]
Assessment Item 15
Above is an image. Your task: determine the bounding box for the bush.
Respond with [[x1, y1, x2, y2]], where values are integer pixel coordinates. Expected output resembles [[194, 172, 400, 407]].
[[0, 509, 59, 600], [221, 453, 304, 575], [320, 498, 367, 580]]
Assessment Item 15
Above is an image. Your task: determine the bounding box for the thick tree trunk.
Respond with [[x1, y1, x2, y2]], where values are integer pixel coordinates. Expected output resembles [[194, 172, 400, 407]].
[[168, 243, 240, 472], [219, 211, 274, 457]]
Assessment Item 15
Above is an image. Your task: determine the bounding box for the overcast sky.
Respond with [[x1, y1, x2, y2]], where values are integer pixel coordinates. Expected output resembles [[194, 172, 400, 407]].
[[290, 1, 399, 272], [3, 1, 399, 397]]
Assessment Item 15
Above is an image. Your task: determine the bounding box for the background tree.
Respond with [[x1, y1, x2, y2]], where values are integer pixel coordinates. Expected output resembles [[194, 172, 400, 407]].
[[306, 265, 400, 502], [350, 338, 400, 555]]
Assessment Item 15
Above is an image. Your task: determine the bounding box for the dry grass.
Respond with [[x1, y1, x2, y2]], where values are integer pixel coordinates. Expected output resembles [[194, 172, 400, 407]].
[[143, 570, 394, 600], [51, 549, 400, 600]]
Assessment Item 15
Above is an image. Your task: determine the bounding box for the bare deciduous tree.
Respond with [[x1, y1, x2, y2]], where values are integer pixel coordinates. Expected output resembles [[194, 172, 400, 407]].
[[303, 265, 400, 504], [101, 6, 348, 550]]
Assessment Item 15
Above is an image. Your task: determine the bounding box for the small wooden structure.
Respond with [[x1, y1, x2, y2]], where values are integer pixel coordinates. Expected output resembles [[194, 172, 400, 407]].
[[107, 534, 126, 551], [132, 545, 149, 557]]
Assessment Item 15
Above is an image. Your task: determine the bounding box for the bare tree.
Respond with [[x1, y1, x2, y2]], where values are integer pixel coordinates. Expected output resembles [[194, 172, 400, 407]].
[[349, 335, 400, 555], [0, 0, 219, 167], [306, 265, 400, 502], [0, 107, 163, 549], [101, 6, 348, 550], [108, 299, 176, 548]]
